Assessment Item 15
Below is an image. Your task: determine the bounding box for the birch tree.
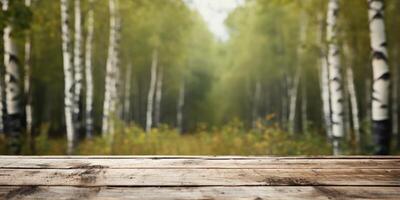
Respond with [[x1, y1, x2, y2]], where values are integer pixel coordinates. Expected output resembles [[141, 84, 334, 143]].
[[145, 49, 158, 132], [73, 0, 83, 129], [24, 0, 34, 152], [177, 80, 185, 133], [60, 0, 75, 154], [0, 1, 4, 134], [288, 18, 306, 135], [3, 0, 24, 154], [123, 63, 132, 122], [326, 0, 344, 155], [102, 0, 120, 136], [367, 0, 391, 155], [154, 65, 163, 127], [252, 81, 261, 129], [85, 0, 94, 138], [343, 44, 360, 149]]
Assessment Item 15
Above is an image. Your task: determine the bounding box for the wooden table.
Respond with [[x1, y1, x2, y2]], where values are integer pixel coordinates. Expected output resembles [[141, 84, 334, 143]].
[[0, 156, 399, 199]]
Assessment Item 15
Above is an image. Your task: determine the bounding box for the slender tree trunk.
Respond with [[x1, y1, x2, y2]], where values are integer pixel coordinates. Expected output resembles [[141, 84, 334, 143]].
[[109, 5, 121, 136], [0, 2, 3, 135], [73, 0, 83, 134], [317, 13, 332, 140], [326, 0, 344, 155], [320, 56, 332, 139], [24, 0, 34, 153], [102, 0, 119, 136], [288, 72, 300, 135], [154, 66, 163, 127], [177, 80, 185, 133], [301, 79, 308, 133], [289, 17, 307, 135], [0, 72, 3, 134], [367, 0, 391, 155], [394, 49, 400, 151], [252, 81, 261, 129], [123, 63, 132, 122], [3, 0, 22, 154], [60, 0, 75, 154], [281, 77, 288, 130], [346, 65, 361, 150], [145, 50, 158, 132], [84, 0, 94, 138]]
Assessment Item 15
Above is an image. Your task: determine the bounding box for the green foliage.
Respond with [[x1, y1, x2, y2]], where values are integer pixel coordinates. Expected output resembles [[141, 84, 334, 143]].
[[0, 121, 330, 155]]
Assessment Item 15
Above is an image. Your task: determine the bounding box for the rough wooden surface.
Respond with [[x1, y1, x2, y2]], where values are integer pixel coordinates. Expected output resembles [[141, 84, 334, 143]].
[[0, 156, 399, 199]]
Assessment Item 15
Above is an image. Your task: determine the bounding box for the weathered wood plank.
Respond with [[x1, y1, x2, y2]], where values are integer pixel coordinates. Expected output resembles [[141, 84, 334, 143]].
[[1, 156, 399, 159], [0, 186, 399, 200], [0, 168, 399, 186], [1, 158, 399, 169]]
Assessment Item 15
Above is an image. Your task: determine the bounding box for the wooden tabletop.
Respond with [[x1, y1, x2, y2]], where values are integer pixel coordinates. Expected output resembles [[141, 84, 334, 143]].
[[0, 156, 399, 199]]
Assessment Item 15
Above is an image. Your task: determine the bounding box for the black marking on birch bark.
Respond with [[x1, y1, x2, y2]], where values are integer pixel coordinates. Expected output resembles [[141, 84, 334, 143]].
[[380, 104, 388, 109], [372, 51, 388, 62], [332, 49, 339, 56], [380, 42, 387, 47], [372, 95, 381, 103], [338, 112, 344, 116], [11, 94, 21, 101], [333, 9, 338, 17], [332, 77, 341, 82], [7, 75, 18, 83], [372, 12, 384, 20], [332, 121, 339, 125], [9, 54, 20, 65], [377, 72, 390, 81], [337, 98, 343, 103]]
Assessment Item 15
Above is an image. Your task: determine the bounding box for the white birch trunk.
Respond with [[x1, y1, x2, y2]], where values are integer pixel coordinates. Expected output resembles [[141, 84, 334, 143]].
[[3, 0, 23, 154], [346, 66, 361, 148], [24, 0, 34, 153], [73, 0, 83, 131], [317, 13, 332, 140], [102, 0, 119, 136], [109, 9, 121, 121], [123, 63, 132, 122], [320, 56, 332, 139], [60, 0, 75, 154], [326, 0, 344, 155], [177, 80, 185, 133], [84, 0, 94, 138], [0, 76, 3, 133], [154, 66, 163, 127], [145, 50, 158, 132], [367, 0, 391, 154], [288, 72, 300, 135]]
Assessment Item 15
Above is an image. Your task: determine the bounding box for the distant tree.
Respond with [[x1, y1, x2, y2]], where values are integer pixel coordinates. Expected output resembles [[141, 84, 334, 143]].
[[102, 0, 120, 136], [145, 49, 158, 132], [84, 0, 94, 138], [73, 0, 83, 132]]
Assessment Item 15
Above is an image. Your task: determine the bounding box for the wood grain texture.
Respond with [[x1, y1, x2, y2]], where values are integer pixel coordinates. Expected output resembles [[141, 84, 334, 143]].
[[0, 168, 399, 186], [1, 158, 399, 169], [0, 186, 399, 200], [0, 156, 399, 199]]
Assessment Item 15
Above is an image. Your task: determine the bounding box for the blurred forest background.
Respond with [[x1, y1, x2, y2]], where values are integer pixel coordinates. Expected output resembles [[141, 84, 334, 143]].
[[0, 0, 399, 155]]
